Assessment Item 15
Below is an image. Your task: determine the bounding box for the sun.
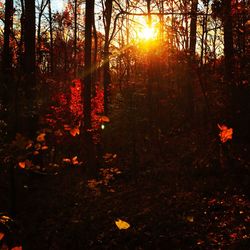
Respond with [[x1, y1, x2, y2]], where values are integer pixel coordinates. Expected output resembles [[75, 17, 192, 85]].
[[138, 25, 157, 40]]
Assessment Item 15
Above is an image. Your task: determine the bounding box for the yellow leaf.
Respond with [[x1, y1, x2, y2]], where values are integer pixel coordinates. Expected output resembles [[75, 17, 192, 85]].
[[186, 216, 194, 223], [0, 232, 4, 240], [70, 127, 80, 137], [115, 219, 130, 230], [218, 124, 233, 143], [18, 161, 26, 169], [37, 133, 46, 142]]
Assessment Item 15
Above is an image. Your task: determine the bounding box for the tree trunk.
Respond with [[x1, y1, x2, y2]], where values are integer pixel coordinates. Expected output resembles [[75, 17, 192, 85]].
[[82, 0, 97, 178], [48, 0, 54, 75], [92, 12, 98, 95], [18, 0, 25, 73], [190, 0, 198, 59], [3, 0, 13, 76], [103, 0, 113, 115], [74, 0, 78, 77], [223, 0, 234, 83], [24, 0, 36, 82], [23, 0, 37, 136], [83, 0, 94, 129], [37, 0, 49, 66], [2, 0, 13, 104]]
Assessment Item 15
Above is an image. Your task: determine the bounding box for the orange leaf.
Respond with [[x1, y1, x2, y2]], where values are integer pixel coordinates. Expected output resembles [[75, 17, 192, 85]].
[[11, 247, 23, 250], [0, 232, 4, 240], [18, 161, 26, 169], [41, 145, 48, 150], [115, 219, 130, 230], [72, 156, 79, 165], [25, 141, 33, 150], [33, 151, 39, 155], [63, 124, 71, 131], [37, 133, 46, 142], [70, 127, 80, 137], [99, 116, 110, 123], [62, 158, 71, 163], [218, 124, 233, 143]]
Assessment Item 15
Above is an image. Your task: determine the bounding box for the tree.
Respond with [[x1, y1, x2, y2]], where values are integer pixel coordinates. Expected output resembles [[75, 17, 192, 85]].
[[103, 0, 113, 115], [37, 0, 49, 65], [82, 0, 97, 177], [223, 0, 234, 82], [23, 0, 37, 136], [2, 0, 13, 76], [83, 0, 94, 129], [48, 0, 54, 75], [190, 0, 198, 59], [24, 0, 36, 83], [2, 0, 14, 105]]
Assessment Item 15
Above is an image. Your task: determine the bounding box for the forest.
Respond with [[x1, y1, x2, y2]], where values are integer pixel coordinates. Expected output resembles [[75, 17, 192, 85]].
[[0, 0, 249, 249]]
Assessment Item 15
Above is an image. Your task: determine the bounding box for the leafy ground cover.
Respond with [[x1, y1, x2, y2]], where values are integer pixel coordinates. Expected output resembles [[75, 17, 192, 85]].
[[0, 78, 249, 249]]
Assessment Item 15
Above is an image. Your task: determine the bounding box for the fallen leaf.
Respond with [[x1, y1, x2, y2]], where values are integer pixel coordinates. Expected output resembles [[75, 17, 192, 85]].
[[35, 143, 41, 150], [18, 161, 26, 169], [0, 232, 4, 240], [25, 141, 33, 150], [208, 198, 217, 205], [186, 216, 194, 223], [115, 219, 130, 230], [11, 246, 23, 250], [41, 145, 48, 150], [37, 133, 46, 142], [62, 158, 71, 163], [230, 233, 237, 239], [72, 156, 79, 165], [197, 239, 204, 245]]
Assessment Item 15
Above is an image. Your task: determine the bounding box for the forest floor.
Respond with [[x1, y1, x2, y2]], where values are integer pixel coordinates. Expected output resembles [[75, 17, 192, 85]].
[[0, 78, 250, 249]]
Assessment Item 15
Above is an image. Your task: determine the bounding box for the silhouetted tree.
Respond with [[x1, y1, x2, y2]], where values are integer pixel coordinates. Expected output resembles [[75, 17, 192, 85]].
[[2, 0, 14, 105], [223, 0, 234, 82], [103, 0, 113, 115]]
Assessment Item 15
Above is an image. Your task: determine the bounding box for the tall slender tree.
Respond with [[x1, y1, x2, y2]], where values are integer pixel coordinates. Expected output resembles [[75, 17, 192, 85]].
[[74, 0, 78, 76], [190, 0, 198, 59], [103, 0, 113, 115], [82, 0, 97, 177], [223, 0, 234, 82], [2, 0, 14, 105], [23, 0, 37, 136], [24, 0, 36, 84], [48, 0, 54, 75], [83, 0, 94, 129], [2, 0, 13, 77]]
